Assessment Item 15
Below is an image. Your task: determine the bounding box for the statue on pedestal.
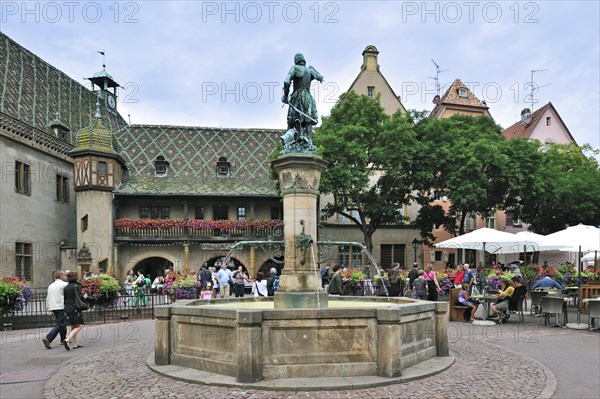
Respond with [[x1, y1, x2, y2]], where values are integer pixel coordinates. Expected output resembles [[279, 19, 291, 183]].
[[280, 53, 323, 154]]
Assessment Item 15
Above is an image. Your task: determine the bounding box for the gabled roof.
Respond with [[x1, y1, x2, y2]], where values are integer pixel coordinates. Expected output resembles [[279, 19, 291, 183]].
[[113, 125, 283, 196], [347, 45, 406, 114], [0, 33, 127, 135], [501, 102, 576, 143], [430, 79, 490, 118]]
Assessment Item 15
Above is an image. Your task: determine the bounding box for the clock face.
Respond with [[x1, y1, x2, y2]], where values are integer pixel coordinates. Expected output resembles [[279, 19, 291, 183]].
[[107, 95, 116, 109]]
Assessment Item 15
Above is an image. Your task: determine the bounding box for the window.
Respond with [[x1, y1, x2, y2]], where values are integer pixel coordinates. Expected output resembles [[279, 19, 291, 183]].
[[15, 161, 31, 195], [546, 117, 551, 126], [485, 211, 496, 229], [434, 251, 443, 261], [98, 161, 106, 177], [56, 175, 69, 203], [367, 86, 374, 97], [458, 88, 468, 98], [213, 205, 228, 220], [142, 206, 170, 219], [380, 244, 406, 268], [15, 242, 32, 281], [98, 258, 108, 271], [216, 157, 231, 177], [270, 207, 281, 220], [465, 214, 477, 231], [338, 245, 362, 267], [154, 156, 169, 176], [505, 211, 522, 227], [237, 207, 246, 221], [195, 207, 204, 219], [81, 215, 88, 232]]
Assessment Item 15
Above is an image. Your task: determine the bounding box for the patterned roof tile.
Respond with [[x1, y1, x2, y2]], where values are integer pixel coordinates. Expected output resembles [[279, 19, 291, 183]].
[[114, 125, 284, 196]]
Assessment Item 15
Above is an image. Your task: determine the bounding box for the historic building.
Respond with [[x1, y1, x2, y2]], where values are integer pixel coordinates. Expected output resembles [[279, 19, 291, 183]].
[[0, 32, 284, 286], [0, 33, 127, 287], [318, 45, 421, 270], [425, 79, 497, 268]]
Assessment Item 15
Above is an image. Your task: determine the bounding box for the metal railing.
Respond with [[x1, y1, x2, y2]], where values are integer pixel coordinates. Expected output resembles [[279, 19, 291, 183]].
[[0, 288, 171, 331]]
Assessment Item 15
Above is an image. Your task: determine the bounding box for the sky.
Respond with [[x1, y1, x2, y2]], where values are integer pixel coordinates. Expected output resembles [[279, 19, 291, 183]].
[[1, 1, 599, 148]]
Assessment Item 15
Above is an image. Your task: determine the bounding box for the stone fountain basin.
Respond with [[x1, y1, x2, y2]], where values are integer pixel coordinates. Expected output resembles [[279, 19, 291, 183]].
[[154, 296, 449, 384]]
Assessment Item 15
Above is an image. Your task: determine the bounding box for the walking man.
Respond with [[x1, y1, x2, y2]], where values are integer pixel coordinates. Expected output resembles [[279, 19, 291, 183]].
[[42, 270, 68, 349]]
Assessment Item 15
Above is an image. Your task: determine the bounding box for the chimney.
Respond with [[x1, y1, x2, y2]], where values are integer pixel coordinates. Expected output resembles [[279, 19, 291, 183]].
[[521, 108, 531, 125]]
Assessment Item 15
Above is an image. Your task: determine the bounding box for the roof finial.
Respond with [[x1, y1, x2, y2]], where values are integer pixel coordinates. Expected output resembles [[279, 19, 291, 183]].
[[97, 50, 106, 70], [55, 112, 60, 121], [95, 96, 101, 119]]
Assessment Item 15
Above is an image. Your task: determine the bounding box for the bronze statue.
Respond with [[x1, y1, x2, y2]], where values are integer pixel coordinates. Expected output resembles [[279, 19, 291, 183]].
[[281, 53, 323, 154]]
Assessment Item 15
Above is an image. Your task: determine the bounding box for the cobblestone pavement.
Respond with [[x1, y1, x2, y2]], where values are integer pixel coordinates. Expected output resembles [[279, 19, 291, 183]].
[[43, 335, 553, 399]]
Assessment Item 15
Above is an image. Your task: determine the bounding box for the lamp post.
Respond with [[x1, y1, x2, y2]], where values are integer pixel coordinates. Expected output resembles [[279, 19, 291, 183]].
[[411, 238, 420, 263]]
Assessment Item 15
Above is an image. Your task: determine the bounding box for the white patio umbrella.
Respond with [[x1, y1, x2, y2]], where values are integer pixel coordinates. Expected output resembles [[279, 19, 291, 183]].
[[434, 228, 519, 254], [540, 224, 600, 252], [492, 231, 547, 254], [582, 252, 599, 262]]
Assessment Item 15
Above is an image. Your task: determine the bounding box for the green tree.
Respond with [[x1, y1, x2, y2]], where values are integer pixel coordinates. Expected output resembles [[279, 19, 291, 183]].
[[314, 92, 418, 252], [412, 114, 513, 243], [512, 143, 600, 234]]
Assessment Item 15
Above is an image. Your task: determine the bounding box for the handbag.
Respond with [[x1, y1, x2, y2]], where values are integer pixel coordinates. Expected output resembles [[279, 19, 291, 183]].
[[74, 293, 89, 311]]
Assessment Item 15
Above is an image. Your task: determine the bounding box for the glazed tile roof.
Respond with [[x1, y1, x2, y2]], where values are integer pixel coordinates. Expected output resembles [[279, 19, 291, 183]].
[[0, 33, 127, 138], [113, 125, 283, 196], [430, 79, 490, 117], [74, 117, 118, 154]]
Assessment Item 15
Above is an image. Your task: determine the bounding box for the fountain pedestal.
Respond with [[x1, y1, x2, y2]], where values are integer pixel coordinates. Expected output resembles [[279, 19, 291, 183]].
[[271, 153, 329, 309]]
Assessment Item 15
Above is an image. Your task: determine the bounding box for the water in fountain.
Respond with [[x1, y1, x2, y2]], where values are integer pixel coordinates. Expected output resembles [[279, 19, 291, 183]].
[[310, 245, 322, 308], [361, 248, 391, 298]]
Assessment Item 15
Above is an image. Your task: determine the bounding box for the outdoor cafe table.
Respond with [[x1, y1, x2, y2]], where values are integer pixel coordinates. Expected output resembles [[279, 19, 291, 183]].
[[472, 293, 499, 321]]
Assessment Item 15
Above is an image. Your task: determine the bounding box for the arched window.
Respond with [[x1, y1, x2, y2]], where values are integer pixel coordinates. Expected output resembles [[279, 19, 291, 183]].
[[216, 157, 231, 177], [154, 156, 169, 176]]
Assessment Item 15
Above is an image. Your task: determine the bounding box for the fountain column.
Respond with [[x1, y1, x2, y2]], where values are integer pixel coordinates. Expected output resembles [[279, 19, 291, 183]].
[[271, 153, 329, 308]]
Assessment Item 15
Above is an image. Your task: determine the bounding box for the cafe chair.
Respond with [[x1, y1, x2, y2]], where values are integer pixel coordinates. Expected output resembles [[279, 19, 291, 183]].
[[588, 300, 600, 331], [541, 296, 564, 328], [530, 290, 548, 316]]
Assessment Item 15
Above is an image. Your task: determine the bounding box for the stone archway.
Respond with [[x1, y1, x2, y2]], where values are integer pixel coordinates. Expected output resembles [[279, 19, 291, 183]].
[[258, 257, 284, 277], [133, 257, 173, 280]]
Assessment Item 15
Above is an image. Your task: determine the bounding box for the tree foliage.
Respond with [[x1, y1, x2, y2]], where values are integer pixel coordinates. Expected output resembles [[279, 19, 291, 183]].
[[511, 143, 600, 234], [314, 92, 417, 252], [411, 114, 515, 243]]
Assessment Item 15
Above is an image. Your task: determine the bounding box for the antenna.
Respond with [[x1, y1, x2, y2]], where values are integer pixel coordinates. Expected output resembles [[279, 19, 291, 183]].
[[429, 59, 448, 97], [525, 69, 551, 111]]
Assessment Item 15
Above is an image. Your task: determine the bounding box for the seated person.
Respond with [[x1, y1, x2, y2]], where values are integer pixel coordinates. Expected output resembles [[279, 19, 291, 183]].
[[508, 276, 527, 312], [490, 279, 514, 322], [458, 283, 478, 322], [532, 276, 563, 290]]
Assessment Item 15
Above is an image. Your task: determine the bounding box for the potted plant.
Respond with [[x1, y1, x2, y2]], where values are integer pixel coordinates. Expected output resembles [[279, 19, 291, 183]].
[[0, 277, 33, 316]]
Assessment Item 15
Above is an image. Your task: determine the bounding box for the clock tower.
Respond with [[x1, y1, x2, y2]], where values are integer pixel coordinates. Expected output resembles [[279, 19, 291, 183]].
[[87, 65, 119, 114]]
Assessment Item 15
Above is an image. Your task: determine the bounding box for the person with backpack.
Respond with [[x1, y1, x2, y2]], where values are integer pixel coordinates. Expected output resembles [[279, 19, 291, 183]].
[[252, 271, 268, 297], [267, 268, 279, 297]]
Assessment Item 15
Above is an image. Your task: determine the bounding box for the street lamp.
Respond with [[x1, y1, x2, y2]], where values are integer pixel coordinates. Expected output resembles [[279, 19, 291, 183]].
[[411, 238, 420, 263]]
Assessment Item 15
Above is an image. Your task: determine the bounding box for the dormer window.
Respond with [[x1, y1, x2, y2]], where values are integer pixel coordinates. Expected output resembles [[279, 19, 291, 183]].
[[458, 88, 468, 98], [154, 156, 169, 177], [216, 157, 231, 177]]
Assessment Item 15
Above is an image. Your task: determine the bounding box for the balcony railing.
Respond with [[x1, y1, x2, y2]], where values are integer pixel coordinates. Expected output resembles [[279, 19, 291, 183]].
[[114, 218, 282, 240]]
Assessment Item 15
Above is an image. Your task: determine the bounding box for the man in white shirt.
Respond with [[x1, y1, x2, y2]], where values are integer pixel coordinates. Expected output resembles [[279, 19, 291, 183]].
[[217, 264, 233, 298], [42, 270, 68, 350]]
